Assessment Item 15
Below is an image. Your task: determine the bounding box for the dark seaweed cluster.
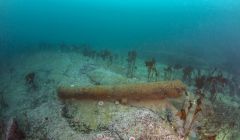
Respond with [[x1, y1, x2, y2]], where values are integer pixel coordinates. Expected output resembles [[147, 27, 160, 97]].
[[195, 75, 206, 90], [145, 58, 159, 81], [173, 64, 183, 70], [161, 64, 237, 99], [182, 66, 194, 82], [163, 64, 195, 81], [59, 43, 116, 64], [81, 47, 116, 66], [98, 49, 113, 65], [82, 47, 97, 58], [176, 96, 203, 139], [163, 65, 173, 80], [25, 72, 37, 90], [126, 50, 137, 78], [206, 74, 228, 101], [193, 69, 230, 101]]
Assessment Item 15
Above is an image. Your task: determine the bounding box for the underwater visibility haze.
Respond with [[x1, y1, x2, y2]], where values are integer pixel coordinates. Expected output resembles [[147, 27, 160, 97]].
[[0, 0, 240, 140]]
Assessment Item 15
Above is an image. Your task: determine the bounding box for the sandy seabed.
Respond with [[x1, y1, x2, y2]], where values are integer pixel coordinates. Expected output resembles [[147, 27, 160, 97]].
[[0, 49, 240, 140]]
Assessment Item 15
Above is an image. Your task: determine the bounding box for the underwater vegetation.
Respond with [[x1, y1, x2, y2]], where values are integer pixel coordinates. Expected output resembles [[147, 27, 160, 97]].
[[98, 50, 112, 61], [25, 72, 37, 91], [98, 49, 114, 66], [192, 68, 229, 101], [174, 93, 240, 140], [173, 64, 183, 70], [126, 50, 137, 78], [145, 58, 159, 81], [178, 68, 240, 139], [80, 46, 116, 67], [182, 66, 194, 83], [163, 65, 173, 80], [82, 46, 97, 59], [176, 96, 203, 139], [163, 64, 196, 82], [206, 73, 228, 101]]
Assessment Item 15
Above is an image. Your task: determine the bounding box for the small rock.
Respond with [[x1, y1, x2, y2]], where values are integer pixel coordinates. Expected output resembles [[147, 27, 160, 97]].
[[98, 101, 104, 106]]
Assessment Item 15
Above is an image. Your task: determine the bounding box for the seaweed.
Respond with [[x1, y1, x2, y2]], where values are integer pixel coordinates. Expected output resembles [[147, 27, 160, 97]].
[[98, 49, 113, 66], [176, 96, 203, 139], [98, 50, 111, 60], [25, 72, 35, 85], [194, 75, 206, 97], [126, 50, 137, 78], [176, 108, 187, 123], [173, 64, 183, 70], [82, 46, 96, 58], [182, 66, 193, 82], [163, 65, 173, 80], [25, 72, 37, 90], [192, 68, 231, 101], [195, 76, 206, 90], [206, 72, 228, 101], [145, 58, 159, 81]]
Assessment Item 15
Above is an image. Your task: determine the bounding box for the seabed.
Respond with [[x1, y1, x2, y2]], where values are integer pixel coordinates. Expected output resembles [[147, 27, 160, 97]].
[[0, 46, 240, 140]]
